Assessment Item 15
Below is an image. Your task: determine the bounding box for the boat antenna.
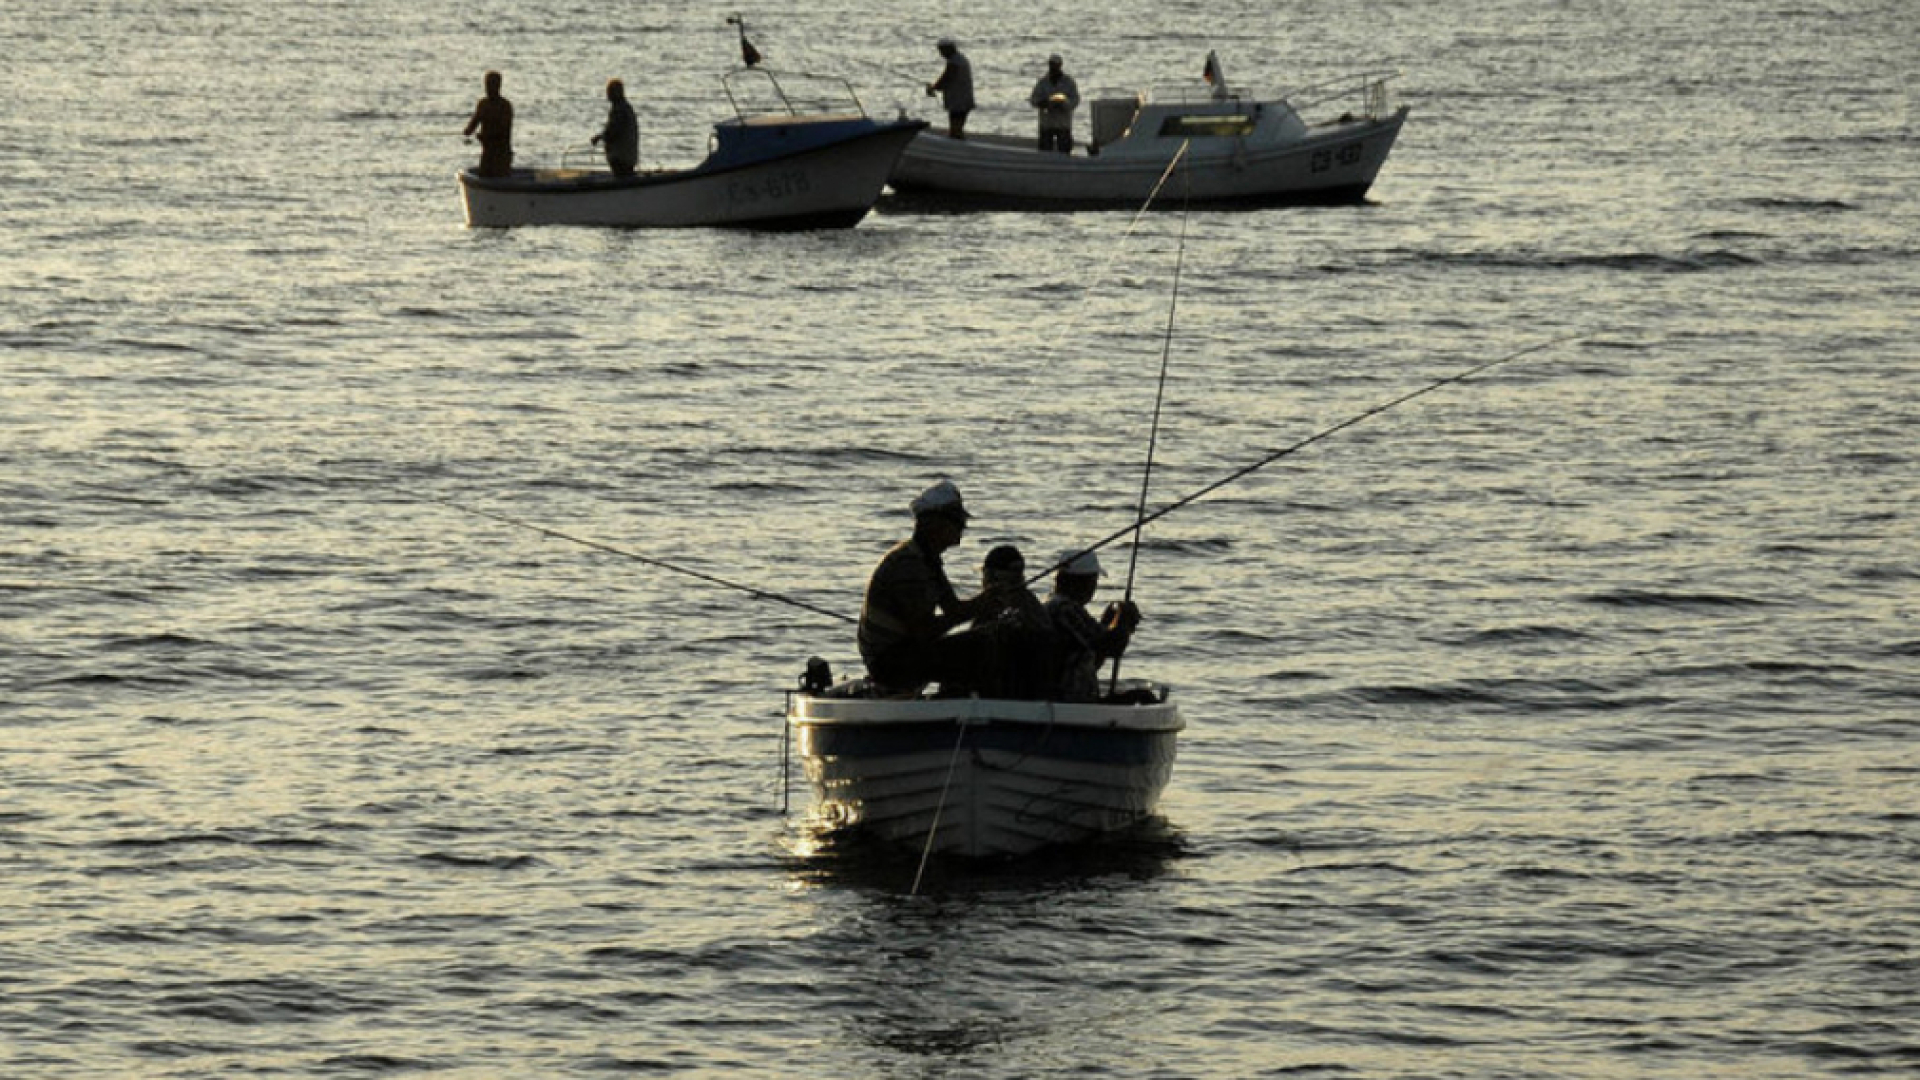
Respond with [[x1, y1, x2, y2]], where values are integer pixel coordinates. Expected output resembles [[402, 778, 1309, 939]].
[[431, 497, 856, 624], [1031, 335, 1585, 584], [726, 14, 763, 68], [1108, 166, 1194, 693]]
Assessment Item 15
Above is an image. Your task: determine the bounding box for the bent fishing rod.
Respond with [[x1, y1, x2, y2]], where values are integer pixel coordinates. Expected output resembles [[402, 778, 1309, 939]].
[[1034, 334, 1585, 582], [430, 497, 857, 625]]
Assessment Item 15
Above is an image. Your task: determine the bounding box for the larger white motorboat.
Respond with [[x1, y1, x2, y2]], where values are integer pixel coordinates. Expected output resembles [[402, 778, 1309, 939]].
[[888, 60, 1407, 209], [786, 676, 1183, 859], [460, 67, 925, 229]]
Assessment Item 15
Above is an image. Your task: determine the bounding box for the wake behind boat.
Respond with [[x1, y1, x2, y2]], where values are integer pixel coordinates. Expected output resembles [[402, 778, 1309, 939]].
[[460, 67, 925, 229], [888, 59, 1407, 209], [786, 676, 1182, 859]]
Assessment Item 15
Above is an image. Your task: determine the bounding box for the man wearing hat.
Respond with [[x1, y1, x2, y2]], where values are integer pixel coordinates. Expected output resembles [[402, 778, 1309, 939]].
[[857, 480, 995, 694], [1027, 54, 1080, 153], [1044, 549, 1142, 701], [925, 38, 975, 140]]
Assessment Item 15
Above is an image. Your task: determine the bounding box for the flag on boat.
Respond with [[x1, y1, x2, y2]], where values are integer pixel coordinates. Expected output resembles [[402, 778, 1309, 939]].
[[1202, 50, 1229, 98], [729, 15, 763, 67]]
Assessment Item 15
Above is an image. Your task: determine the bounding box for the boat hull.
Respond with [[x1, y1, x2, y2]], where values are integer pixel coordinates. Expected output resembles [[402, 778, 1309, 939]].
[[460, 120, 924, 228], [889, 107, 1407, 209], [787, 689, 1182, 858]]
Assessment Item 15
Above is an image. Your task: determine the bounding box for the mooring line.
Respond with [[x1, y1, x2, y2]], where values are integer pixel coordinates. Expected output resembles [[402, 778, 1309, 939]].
[[910, 717, 972, 896]]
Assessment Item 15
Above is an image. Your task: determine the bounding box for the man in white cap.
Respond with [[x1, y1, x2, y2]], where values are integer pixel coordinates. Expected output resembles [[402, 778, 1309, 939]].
[[1044, 549, 1142, 701], [1027, 54, 1080, 153], [925, 38, 975, 139], [857, 480, 995, 694]]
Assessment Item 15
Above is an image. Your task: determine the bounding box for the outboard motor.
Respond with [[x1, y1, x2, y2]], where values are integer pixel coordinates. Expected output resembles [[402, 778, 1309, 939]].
[[800, 656, 832, 695]]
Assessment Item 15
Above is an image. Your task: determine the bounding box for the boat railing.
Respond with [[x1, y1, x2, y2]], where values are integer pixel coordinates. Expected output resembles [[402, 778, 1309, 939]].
[[1282, 70, 1400, 120], [1143, 69, 1399, 121], [721, 67, 869, 121]]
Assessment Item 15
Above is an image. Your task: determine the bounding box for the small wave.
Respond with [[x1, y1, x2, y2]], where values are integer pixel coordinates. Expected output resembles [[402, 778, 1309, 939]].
[[319, 1053, 444, 1072], [713, 478, 809, 495], [1497, 865, 1595, 882], [41, 671, 189, 689], [1852, 564, 1920, 583], [1460, 625, 1591, 646], [129, 1038, 249, 1059], [415, 851, 542, 871], [99, 830, 332, 851], [1348, 683, 1506, 707], [1736, 196, 1860, 213], [1582, 588, 1771, 610], [1411, 249, 1758, 274], [101, 631, 215, 652]]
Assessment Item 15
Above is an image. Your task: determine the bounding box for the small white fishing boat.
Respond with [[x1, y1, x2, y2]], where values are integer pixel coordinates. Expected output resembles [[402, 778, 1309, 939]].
[[460, 67, 925, 229], [786, 677, 1182, 859], [888, 60, 1407, 209]]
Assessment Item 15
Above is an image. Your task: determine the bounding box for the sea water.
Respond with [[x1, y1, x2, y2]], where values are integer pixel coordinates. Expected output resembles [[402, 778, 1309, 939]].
[[3, 0, 1915, 1075]]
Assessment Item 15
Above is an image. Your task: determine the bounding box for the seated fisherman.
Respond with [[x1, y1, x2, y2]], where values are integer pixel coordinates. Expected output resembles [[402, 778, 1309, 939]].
[[1044, 550, 1142, 702], [974, 544, 1056, 699], [857, 480, 995, 695]]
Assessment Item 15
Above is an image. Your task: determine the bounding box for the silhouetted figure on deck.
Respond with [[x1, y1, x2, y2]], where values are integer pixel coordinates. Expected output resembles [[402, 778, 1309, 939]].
[[1028, 54, 1080, 153], [975, 544, 1056, 699], [463, 71, 514, 177], [1045, 550, 1142, 701], [590, 78, 639, 177], [857, 480, 995, 696], [925, 38, 975, 140]]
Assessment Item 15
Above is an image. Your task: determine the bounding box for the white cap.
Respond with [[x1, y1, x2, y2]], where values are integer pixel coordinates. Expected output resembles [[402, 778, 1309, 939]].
[[1058, 549, 1102, 576], [910, 479, 969, 520]]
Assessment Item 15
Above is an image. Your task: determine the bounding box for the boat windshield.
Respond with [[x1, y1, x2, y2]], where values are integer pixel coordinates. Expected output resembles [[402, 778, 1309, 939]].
[[721, 68, 868, 120], [1156, 114, 1258, 138]]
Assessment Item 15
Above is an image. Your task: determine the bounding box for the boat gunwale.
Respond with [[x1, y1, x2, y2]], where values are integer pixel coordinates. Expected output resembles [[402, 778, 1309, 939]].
[[787, 692, 1184, 734], [458, 118, 925, 195], [899, 106, 1405, 171]]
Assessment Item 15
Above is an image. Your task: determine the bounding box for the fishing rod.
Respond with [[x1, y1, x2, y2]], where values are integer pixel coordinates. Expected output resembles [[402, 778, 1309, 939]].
[[1032, 334, 1584, 583], [431, 497, 857, 625], [1107, 170, 1194, 693]]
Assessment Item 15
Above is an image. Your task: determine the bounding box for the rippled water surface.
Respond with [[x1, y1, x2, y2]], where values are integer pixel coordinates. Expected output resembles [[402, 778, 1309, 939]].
[[4, 0, 1916, 1075]]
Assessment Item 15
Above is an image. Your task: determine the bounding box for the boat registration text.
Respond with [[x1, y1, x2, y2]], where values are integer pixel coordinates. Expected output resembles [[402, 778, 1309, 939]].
[[727, 169, 812, 207]]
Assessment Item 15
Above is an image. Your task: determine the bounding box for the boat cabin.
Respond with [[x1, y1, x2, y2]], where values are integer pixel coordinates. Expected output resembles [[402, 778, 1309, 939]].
[[1089, 94, 1311, 157]]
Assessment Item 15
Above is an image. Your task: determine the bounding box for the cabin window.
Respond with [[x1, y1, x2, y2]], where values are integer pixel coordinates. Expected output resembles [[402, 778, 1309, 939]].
[[1156, 115, 1257, 138]]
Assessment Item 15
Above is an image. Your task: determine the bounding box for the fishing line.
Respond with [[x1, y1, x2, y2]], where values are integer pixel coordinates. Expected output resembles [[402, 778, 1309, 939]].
[[1031, 334, 1585, 583], [438, 340, 1575, 629], [985, 140, 1194, 445], [431, 497, 857, 625]]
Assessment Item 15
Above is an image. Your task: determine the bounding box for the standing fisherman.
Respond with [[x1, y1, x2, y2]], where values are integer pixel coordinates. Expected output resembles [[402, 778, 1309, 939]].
[[925, 38, 975, 140], [1028, 54, 1081, 153], [463, 70, 514, 177], [590, 78, 639, 176]]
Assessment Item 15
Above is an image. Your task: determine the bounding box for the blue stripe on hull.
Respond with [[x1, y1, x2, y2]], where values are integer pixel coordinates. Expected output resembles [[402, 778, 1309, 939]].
[[799, 720, 1172, 767]]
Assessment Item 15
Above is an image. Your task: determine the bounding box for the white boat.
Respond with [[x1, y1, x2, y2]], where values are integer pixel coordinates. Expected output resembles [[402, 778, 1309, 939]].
[[786, 678, 1183, 859], [460, 67, 925, 229], [887, 63, 1408, 209]]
